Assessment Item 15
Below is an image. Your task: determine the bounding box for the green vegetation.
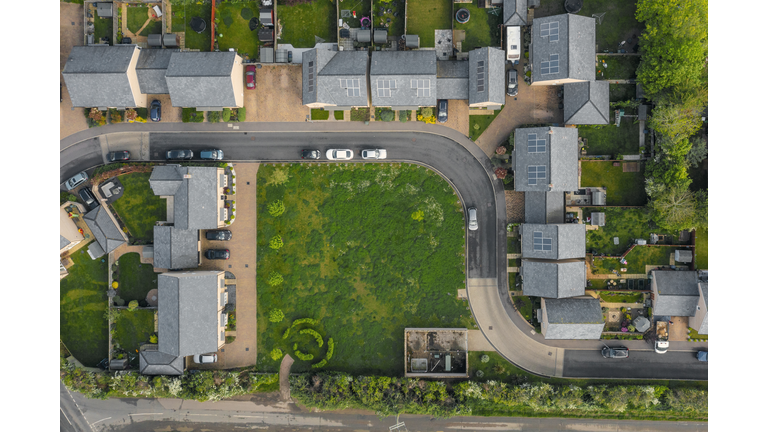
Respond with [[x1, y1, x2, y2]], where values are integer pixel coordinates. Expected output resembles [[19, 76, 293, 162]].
[[688, 327, 707, 341], [455, 3, 502, 52], [590, 256, 621, 275], [469, 109, 502, 141], [171, 2, 212, 51], [512, 296, 532, 321], [139, 20, 163, 37], [375, 108, 395, 122], [694, 229, 707, 269], [580, 161, 647, 206], [93, 16, 113, 45], [111, 173, 167, 242], [277, 2, 336, 48], [257, 163, 469, 375], [334, 111, 344, 120], [350, 107, 370, 122], [182, 108, 206, 123], [578, 118, 639, 157], [60, 244, 109, 367], [609, 84, 636, 103], [507, 236, 521, 254], [406, 0, 452, 47], [508, 272, 517, 289], [113, 309, 155, 366], [216, 1, 261, 60], [599, 291, 644, 304], [596, 55, 640, 80], [583, 207, 676, 255], [311, 109, 330, 120], [624, 246, 677, 274], [374, 0, 405, 38], [127, 6, 149, 34], [60, 191, 78, 205], [116, 253, 158, 302]]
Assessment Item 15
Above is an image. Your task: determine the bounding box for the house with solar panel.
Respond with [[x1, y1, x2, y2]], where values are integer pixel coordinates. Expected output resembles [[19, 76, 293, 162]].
[[370, 50, 437, 110], [530, 14, 595, 86], [301, 49, 369, 112], [513, 126, 579, 194]]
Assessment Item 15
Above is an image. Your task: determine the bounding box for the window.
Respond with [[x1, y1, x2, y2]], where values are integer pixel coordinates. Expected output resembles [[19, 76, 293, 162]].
[[527, 134, 546, 153], [540, 21, 559, 43], [307, 61, 314, 92], [533, 231, 552, 251], [527, 165, 546, 185], [340, 78, 360, 97], [376, 79, 396, 97], [477, 60, 485, 92], [541, 54, 559, 75], [411, 79, 430, 97]]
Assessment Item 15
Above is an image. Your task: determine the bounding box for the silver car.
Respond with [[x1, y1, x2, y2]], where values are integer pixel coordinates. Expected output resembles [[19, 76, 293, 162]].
[[65, 171, 88, 191], [193, 353, 218, 364], [326, 149, 353, 160], [467, 207, 478, 231], [361, 149, 387, 159]]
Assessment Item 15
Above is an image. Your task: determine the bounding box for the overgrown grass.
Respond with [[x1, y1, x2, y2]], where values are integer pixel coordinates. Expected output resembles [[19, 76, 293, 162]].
[[694, 229, 707, 270], [127, 6, 149, 34], [93, 16, 113, 44], [454, 3, 502, 52], [580, 161, 647, 206], [512, 296, 532, 320], [60, 244, 109, 367], [469, 109, 502, 141], [597, 55, 641, 80], [599, 291, 643, 304], [216, 1, 261, 60], [171, 2, 212, 51], [624, 246, 677, 274], [590, 256, 622, 275], [117, 253, 158, 303], [111, 173, 167, 242], [350, 107, 370, 121], [374, 0, 405, 38], [277, 1, 336, 48], [583, 207, 677, 255], [609, 84, 636, 102], [578, 115, 639, 156], [406, 0, 452, 47], [311, 109, 329, 120], [113, 309, 155, 367], [256, 163, 469, 375]]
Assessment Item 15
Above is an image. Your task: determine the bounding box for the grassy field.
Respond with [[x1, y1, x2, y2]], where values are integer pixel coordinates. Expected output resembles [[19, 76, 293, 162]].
[[578, 116, 639, 156], [113, 309, 155, 367], [406, 0, 452, 47], [256, 163, 470, 375], [311, 109, 329, 120], [694, 229, 708, 270], [583, 207, 677, 255], [625, 246, 677, 274], [111, 173, 167, 242], [277, 2, 336, 48], [374, 0, 405, 38], [469, 109, 502, 141], [580, 161, 647, 206], [216, 1, 261, 60], [93, 16, 113, 44], [117, 253, 158, 303], [60, 244, 109, 367], [454, 3, 502, 52], [609, 84, 636, 102], [597, 55, 641, 80], [599, 291, 643, 303], [171, 2, 211, 51]]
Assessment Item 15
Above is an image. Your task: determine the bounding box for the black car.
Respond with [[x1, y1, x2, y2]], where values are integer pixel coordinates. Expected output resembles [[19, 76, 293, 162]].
[[166, 149, 193, 160], [601, 346, 629, 359], [150, 100, 162, 122], [78, 187, 99, 210], [301, 149, 321, 159], [206, 230, 232, 241], [107, 151, 130, 162], [205, 249, 230, 260]]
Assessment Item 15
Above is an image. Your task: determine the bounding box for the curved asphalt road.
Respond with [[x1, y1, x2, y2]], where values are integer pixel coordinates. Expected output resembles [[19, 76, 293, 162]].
[[60, 121, 707, 381]]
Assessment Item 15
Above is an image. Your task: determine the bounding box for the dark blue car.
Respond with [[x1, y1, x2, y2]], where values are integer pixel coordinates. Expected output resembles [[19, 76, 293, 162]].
[[150, 100, 161, 122]]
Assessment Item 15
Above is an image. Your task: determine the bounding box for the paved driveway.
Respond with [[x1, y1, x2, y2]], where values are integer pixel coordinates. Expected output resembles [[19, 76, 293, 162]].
[[443, 99, 470, 137], [60, 2, 88, 139], [252, 65, 308, 122]]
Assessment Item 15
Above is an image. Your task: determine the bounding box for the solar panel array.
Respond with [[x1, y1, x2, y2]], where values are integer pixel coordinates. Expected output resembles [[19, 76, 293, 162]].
[[307, 61, 314, 92], [376, 79, 397, 97], [411, 79, 430, 97], [527, 165, 546, 185], [477, 60, 485, 92], [533, 231, 553, 251], [527, 134, 546, 153], [541, 21, 559, 42], [541, 54, 559, 75], [340, 78, 360, 97]]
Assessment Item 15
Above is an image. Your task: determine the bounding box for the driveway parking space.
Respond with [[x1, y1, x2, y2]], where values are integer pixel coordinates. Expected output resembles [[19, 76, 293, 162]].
[[60, 2, 88, 139], [147, 94, 182, 123], [251, 65, 309, 122], [443, 99, 470, 137]]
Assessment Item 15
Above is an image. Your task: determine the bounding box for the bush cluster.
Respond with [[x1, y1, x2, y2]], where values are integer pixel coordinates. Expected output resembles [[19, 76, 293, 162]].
[[300, 329, 323, 347], [269, 309, 285, 323], [294, 350, 314, 361], [267, 199, 285, 216]]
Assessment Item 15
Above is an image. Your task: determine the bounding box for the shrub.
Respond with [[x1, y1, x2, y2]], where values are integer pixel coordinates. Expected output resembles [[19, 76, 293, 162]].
[[379, 109, 395, 122], [267, 272, 284, 286], [494, 168, 508, 179], [267, 200, 285, 216], [269, 235, 284, 250], [149, 334, 158, 344], [269, 309, 285, 323], [182, 108, 204, 123], [282, 327, 292, 339], [300, 329, 324, 347], [420, 107, 433, 118], [411, 210, 424, 222], [312, 359, 328, 368], [295, 350, 314, 361], [222, 108, 232, 122], [269, 348, 283, 361], [291, 318, 318, 328], [325, 338, 334, 360], [480, 355, 490, 363], [127, 300, 138, 311], [266, 169, 289, 186], [125, 108, 138, 122], [476, 370, 485, 377], [399, 110, 409, 122], [208, 111, 221, 123], [113, 296, 125, 306], [237, 107, 246, 122]]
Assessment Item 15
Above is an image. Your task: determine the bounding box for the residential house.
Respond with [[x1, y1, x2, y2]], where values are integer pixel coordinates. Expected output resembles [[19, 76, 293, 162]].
[[468, 47, 505, 109], [153, 226, 200, 270], [165, 51, 244, 110], [62, 45, 147, 109], [688, 282, 708, 335], [520, 223, 586, 260], [370, 50, 437, 109], [650, 270, 700, 317], [521, 260, 586, 298], [503, 0, 528, 27], [60, 205, 84, 254], [139, 346, 185, 376], [135, 49, 177, 95], [436, 61, 469, 101], [524, 191, 565, 224], [513, 127, 579, 192], [82, 205, 128, 256], [530, 14, 595, 86], [301, 49, 369, 111], [563, 81, 609, 125], [541, 297, 605, 339]]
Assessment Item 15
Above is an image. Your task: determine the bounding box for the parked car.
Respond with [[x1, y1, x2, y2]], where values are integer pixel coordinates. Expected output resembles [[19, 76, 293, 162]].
[[107, 151, 130, 162], [301, 149, 321, 159], [601, 346, 630, 359], [205, 249, 230, 260], [361, 149, 387, 160], [200, 149, 224, 160], [65, 171, 89, 191], [150, 99, 162, 122], [507, 68, 518, 97], [245, 65, 256, 90], [78, 187, 98, 210], [166, 149, 193, 160], [206, 230, 232, 241], [192, 353, 218, 364], [437, 100, 448, 123], [696, 351, 708, 362], [467, 207, 478, 231], [326, 149, 353, 160], [121, 37, 132, 44]]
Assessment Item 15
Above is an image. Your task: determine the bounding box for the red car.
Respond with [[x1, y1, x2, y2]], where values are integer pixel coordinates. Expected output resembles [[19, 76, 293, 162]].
[[246, 65, 256, 89]]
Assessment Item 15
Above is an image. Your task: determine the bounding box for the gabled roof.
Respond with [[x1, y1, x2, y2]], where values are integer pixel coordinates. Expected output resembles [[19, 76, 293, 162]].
[[149, 166, 221, 231], [468, 47, 505, 106], [136, 49, 177, 94], [522, 260, 586, 298], [699, 282, 708, 309], [165, 51, 239, 108], [139, 348, 184, 375], [153, 226, 199, 269], [521, 223, 585, 260], [542, 297, 604, 339], [370, 51, 437, 107], [83, 206, 126, 254], [563, 81, 609, 125], [524, 191, 565, 224], [513, 127, 579, 192], [436, 61, 469, 100], [503, 0, 528, 26], [652, 270, 700, 316], [158, 272, 222, 357], [531, 14, 595, 83], [302, 49, 369, 107], [62, 45, 139, 108]]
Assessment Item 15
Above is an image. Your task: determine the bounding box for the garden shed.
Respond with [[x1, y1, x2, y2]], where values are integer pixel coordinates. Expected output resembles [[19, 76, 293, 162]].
[[147, 34, 163, 48], [275, 49, 288, 63], [260, 47, 274, 63], [675, 250, 692, 263], [356, 30, 371, 43], [590, 212, 605, 226], [259, 8, 274, 27], [163, 34, 180, 48], [405, 35, 420, 49], [97, 3, 113, 18], [374, 30, 387, 44], [592, 190, 606, 205], [258, 28, 274, 43]]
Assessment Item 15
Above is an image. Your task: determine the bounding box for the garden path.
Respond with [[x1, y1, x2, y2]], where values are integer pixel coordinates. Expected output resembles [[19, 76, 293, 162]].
[[279, 354, 294, 401]]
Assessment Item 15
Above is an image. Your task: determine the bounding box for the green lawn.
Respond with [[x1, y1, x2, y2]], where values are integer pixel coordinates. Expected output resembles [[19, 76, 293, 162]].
[[624, 246, 677, 274], [508, 271, 518, 289], [139, 20, 163, 37], [93, 16, 113, 44], [256, 163, 470, 375], [454, 3, 502, 52], [127, 6, 149, 34], [374, 0, 405, 38], [590, 256, 622, 275], [512, 296, 532, 320], [507, 236, 521, 254], [60, 244, 109, 367], [216, 1, 261, 60], [113, 309, 155, 367], [688, 327, 708, 341], [117, 253, 158, 303], [578, 115, 639, 157], [277, 2, 336, 48], [609, 84, 636, 102], [111, 173, 167, 242], [599, 291, 643, 304], [597, 55, 641, 80], [584, 207, 677, 255], [694, 229, 708, 270], [580, 161, 647, 206], [469, 109, 502, 141], [588, 279, 608, 289], [171, 2, 211, 51], [311, 109, 330, 120], [334, 111, 344, 120], [406, 0, 451, 47]]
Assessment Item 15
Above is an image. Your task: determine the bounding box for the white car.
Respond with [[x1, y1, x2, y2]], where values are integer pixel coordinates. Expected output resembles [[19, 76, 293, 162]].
[[193, 353, 218, 364], [361, 149, 387, 159], [65, 171, 89, 191], [326, 149, 353, 160], [467, 207, 478, 231]]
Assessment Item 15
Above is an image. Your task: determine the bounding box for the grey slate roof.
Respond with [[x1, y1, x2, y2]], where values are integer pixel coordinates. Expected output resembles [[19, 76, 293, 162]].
[[468, 47, 505, 106], [563, 81, 609, 125], [699, 282, 708, 309], [153, 226, 199, 269], [521, 223, 585, 260], [60, 235, 73, 250], [374, 30, 388, 44], [531, 14, 595, 84], [521, 260, 586, 298], [513, 127, 579, 192], [165, 51, 238, 108], [675, 250, 693, 263], [140, 348, 184, 375], [524, 191, 565, 224], [149, 166, 220, 230], [83, 206, 126, 254], [542, 297, 604, 339], [503, 0, 528, 26], [436, 60, 469, 100], [590, 212, 606, 226], [97, 2, 113, 18], [302, 49, 369, 107], [370, 51, 437, 107], [62, 45, 139, 108], [158, 272, 222, 357], [652, 271, 700, 316], [405, 34, 419, 48], [136, 49, 176, 94]]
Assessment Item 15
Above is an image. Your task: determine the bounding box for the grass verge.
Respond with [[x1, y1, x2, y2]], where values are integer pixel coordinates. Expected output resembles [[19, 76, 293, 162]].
[[469, 109, 502, 141], [111, 173, 167, 242], [311, 109, 329, 120]]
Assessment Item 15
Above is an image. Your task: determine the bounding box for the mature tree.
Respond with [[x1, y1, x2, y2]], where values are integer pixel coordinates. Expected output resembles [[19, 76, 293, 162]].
[[649, 184, 703, 232], [686, 136, 708, 168], [644, 156, 691, 197], [648, 90, 706, 143]]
